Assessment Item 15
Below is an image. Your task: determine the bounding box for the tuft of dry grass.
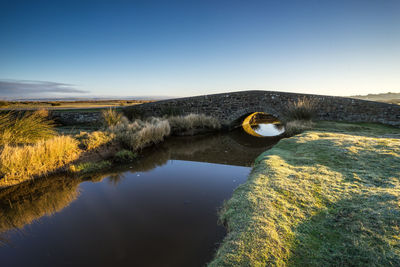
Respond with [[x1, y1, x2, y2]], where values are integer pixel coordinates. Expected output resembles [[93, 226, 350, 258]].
[[76, 131, 115, 150], [110, 117, 171, 150], [0, 100, 9, 107], [0, 110, 56, 145], [102, 108, 123, 127], [284, 120, 314, 136], [168, 113, 221, 132], [0, 136, 81, 187], [282, 98, 317, 123]]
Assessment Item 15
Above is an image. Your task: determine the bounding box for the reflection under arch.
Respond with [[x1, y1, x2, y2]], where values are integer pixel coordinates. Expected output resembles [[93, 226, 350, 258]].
[[241, 112, 284, 137]]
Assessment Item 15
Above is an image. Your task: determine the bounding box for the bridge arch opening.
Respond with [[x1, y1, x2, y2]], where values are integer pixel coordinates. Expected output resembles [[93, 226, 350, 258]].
[[240, 112, 285, 137]]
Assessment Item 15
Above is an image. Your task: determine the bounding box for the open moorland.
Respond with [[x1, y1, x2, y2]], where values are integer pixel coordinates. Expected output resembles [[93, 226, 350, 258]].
[[352, 92, 400, 105], [0, 99, 153, 110]]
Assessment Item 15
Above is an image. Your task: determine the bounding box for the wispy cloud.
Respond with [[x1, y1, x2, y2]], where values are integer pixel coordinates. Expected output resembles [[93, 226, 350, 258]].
[[0, 79, 90, 97]]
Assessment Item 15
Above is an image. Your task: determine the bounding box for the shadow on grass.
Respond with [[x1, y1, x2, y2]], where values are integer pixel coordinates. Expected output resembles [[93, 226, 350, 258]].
[[289, 193, 400, 266]]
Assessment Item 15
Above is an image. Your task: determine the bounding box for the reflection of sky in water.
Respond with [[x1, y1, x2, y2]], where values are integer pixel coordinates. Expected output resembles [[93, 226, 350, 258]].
[[0, 127, 284, 267], [252, 123, 285, 137]]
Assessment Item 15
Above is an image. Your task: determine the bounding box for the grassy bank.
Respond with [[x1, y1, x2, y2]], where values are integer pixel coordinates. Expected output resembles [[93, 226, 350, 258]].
[[210, 122, 400, 266], [0, 136, 82, 187], [0, 110, 220, 188]]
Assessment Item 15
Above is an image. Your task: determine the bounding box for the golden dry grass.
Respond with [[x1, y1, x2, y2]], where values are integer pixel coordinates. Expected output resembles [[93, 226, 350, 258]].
[[76, 130, 115, 150], [0, 110, 56, 145], [0, 136, 81, 187], [110, 117, 171, 150], [102, 108, 123, 127]]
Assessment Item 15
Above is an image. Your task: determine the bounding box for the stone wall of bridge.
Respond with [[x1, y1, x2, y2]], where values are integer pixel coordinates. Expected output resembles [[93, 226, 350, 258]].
[[124, 91, 400, 128]]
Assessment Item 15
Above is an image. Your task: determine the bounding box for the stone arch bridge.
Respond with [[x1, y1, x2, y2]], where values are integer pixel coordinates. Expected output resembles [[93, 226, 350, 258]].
[[124, 90, 400, 128]]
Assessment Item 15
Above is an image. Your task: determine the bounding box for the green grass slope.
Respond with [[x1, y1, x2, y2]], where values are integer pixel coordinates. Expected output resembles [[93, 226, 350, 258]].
[[210, 122, 400, 266]]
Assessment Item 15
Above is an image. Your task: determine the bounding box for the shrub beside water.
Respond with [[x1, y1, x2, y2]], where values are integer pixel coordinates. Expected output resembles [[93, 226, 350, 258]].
[[0, 111, 221, 187], [109, 114, 219, 150], [76, 131, 115, 150], [110, 117, 171, 150], [0, 136, 81, 187], [168, 113, 221, 133], [114, 149, 137, 163], [69, 160, 112, 174], [284, 120, 314, 136], [281, 98, 317, 136]]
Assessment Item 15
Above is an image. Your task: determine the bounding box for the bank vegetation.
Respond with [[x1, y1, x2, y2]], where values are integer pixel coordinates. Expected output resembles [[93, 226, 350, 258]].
[[210, 122, 400, 266], [0, 109, 221, 188]]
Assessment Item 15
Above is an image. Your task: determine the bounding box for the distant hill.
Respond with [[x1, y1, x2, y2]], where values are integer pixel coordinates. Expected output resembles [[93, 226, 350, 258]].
[[351, 92, 400, 104]]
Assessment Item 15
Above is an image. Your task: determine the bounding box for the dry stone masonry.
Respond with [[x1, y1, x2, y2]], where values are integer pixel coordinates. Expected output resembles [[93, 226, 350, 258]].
[[51, 91, 400, 127], [125, 90, 400, 128]]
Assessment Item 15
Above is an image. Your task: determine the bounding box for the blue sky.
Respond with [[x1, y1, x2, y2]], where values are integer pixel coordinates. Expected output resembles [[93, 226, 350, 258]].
[[0, 0, 399, 98]]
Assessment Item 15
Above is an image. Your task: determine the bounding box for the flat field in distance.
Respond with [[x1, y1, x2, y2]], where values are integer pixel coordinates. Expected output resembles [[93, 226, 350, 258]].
[[0, 99, 153, 110], [352, 92, 400, 105]]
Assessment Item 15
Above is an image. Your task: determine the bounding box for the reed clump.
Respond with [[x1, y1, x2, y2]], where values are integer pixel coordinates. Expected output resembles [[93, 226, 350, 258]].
[[168, 113, 221, 133], [0, 136, 81, 187], [0, 110, 56, 145], [283, 98, 317, 122], [281, 98, 318, 136], [76, 131, 115, 150], [102, 108, 123, 127], [284, 120, 314, 136], [110, 117, 171, 150]]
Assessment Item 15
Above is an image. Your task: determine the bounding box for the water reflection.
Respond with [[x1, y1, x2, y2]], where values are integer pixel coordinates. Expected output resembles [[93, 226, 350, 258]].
[[251, 123, 285, 136], [241, 112, 285, 137], [0, 127, 282, 266]]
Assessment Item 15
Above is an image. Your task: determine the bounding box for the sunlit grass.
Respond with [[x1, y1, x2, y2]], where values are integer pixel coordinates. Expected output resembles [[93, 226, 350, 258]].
[[101, 108, 123, 127], [0, 110, 56, 145], [110, 117, 171, 150], [0, 111, 222, 188], [76, 130, 115, 150], [210, 121, 400, 266], [0, 136, 81, 187]]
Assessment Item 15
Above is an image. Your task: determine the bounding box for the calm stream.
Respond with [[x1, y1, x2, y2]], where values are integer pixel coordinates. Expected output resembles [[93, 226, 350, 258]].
[[0, 122, 283, 266]]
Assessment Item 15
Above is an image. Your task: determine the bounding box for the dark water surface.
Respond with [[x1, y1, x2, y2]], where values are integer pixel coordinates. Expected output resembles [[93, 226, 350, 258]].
[[0, 128, 281, 267]]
